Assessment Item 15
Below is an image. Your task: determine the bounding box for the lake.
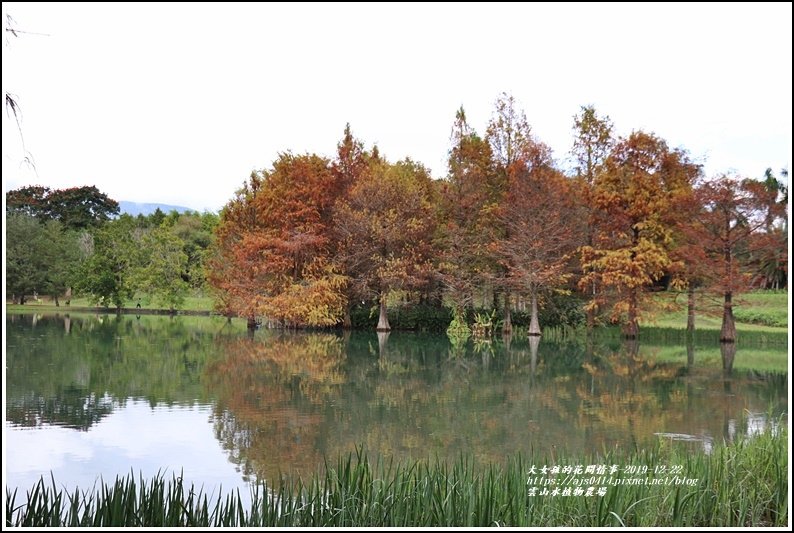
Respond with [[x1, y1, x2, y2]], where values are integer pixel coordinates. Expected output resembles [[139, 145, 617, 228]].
[[4, 312, 788, 500]]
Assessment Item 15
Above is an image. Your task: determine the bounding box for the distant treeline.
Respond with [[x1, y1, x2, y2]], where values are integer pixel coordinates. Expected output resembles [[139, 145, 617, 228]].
[[6, 185, 218, 310]]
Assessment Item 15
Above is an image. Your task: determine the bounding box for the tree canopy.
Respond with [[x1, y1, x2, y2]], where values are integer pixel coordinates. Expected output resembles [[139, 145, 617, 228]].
[[6, 185, 120, 230]]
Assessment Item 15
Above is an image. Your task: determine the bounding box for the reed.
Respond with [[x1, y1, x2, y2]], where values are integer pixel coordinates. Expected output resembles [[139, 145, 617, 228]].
[[6, 427, 787, 527]]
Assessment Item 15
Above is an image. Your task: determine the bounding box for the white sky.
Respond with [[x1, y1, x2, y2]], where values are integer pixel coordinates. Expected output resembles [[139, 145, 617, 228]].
[[2, 2, 791, 213]]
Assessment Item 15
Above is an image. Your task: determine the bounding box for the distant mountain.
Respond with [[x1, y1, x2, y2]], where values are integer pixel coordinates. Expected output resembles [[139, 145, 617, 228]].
[[119, 201, 195, 217]]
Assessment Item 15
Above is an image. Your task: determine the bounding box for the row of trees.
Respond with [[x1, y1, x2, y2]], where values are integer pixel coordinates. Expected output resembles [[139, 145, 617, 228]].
[[6, 187, 219, 310], [6, 96, 786, 340], [209, 93, 787, 341], [6, 185, 120, 305], [74, 210, 218, 310]]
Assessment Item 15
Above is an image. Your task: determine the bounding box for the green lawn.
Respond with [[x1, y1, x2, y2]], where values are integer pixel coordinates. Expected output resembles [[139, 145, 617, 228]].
[[643, 290, 788, 333], [5, 294, 216, 312]]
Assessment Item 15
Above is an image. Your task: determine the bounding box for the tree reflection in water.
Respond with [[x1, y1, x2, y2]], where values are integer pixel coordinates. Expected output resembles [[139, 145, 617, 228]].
[[205, 330, 787, 486], [5, 314, 786, 489]]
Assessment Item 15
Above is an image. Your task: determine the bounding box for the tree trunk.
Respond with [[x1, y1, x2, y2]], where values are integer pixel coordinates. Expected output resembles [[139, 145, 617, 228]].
[[377, 330, 390, 357], [720, 291, 736, 343], [586, 279, 597, 332], [502, 330, 513, 353], [686, 284, 695, 341], [65, 287, 72, 306], [247, 315, 257, 331], [343, 305, 352, 329], [720, 216, 736, 342], [528, 290, 541, 336], [376, 293, 391, 331], [622, 288, 639, 339], [54, 295, 59, 307], [720, 341, 736, 374], [585, 330, 594, 364], [502, 291, 512, 335], [528, 334, 540, 379], [623, 226, 641, 339], [624, 337, 639, 359]]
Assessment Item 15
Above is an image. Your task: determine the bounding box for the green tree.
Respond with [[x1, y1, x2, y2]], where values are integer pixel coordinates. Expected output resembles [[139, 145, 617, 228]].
[[134, 227, 190, 311], [41, 220, 81, 306], [749, 168, 788, 289], [47, 186, 120, 229], [149, 207, 166, 227], [74, 215, 144, 310], [6, 213, 80, 304], [6, 213, 51, 304], [6, 184, 119, 230], [169, 211, 217, 290]]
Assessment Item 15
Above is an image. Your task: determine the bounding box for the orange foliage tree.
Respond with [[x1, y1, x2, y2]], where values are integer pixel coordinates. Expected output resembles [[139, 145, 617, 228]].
[[580, 131, 699, 338], [484, 93, 548, 333], [687, 174, 777, 342], [330, 125, 376, 327], [333, 157, 437, 331], [209, 153, 346, 328], [205, 106, 777, 340], [437, 107, 498, 316], [570, 105, 614, 330], [494, 162, 579, 336], [668, 186, 711, 340]]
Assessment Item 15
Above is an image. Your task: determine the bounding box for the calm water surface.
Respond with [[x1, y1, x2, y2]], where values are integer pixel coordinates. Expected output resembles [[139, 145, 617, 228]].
[[4, 313, 788, 498]]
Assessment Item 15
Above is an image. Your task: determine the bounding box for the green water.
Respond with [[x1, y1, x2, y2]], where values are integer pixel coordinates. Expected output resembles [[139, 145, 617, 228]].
[[4, 312, 788, 496]]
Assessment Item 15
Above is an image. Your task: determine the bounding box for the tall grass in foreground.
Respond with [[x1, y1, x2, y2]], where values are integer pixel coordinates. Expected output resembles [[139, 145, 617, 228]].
[[6, 428, 787, 527]]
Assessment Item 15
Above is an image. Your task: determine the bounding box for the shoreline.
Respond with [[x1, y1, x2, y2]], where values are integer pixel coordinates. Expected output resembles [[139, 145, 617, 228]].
[[5, 302, 788, 339], [5, 304, 216, 317]]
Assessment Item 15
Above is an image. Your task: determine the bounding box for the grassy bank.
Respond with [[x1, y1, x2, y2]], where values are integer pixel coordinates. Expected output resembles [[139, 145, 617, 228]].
[[5, 295, 215, 313], [5, 290, 788, 341], [646, 290, 788, 332], [6, 427, 787, 527]]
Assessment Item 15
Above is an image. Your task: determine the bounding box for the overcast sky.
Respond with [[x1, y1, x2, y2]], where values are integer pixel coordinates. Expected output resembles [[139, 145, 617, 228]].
[[2, 2, 791, 212]]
